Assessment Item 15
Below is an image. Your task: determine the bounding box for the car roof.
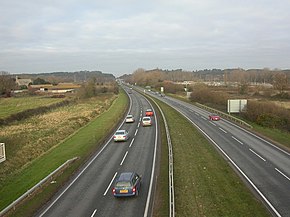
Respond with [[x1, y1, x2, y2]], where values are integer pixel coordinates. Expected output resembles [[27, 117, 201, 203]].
[[146, 108, 152, 111], [126, 114, 133, 117], [142, 116, 151, 119], [116, 129, 126, 133], [117, 172, 135, 181]]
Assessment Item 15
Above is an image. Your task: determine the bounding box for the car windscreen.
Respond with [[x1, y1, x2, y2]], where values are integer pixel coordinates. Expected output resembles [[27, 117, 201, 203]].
[[143, 118, 150, 121], [115, 131, 125, 135], [115, 181, 131, 187]]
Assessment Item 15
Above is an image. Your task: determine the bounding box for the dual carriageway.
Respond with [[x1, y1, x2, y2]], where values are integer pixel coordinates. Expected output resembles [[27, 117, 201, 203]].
[[35, 86, 290, 217]]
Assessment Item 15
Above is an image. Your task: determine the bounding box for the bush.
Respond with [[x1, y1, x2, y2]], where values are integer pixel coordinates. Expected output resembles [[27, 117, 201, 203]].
[[272, 92, 290, 99], [256, 113, 283, 128], [162, 82, 184, 94], [242, 100, 290, 131], [189, 84, 228, 110]]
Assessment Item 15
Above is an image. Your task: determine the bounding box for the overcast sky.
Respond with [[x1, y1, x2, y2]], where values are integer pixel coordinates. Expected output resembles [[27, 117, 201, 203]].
[[1, 0, 290, 77]]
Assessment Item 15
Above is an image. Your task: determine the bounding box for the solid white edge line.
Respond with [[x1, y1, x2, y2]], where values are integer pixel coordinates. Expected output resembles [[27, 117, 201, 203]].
[[39, 136, 116, 217], [103, 172, 118, 196], [231, 136, 244, 145], [120, 151, 128, 165], [168, 105, 282, 217], [275, 168, 290, 181], [143, 98, 158, 217], [249, 149, 266, 162], [90, 209, 97, 217], [38, 90, 133, 216], [153, 99, 175, 217]]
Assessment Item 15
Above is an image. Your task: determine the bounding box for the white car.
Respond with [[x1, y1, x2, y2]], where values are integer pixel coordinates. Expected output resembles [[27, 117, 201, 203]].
[[113, 130, 129, 142], [142, 117, 152, 126], [125, 114, 135, 123]]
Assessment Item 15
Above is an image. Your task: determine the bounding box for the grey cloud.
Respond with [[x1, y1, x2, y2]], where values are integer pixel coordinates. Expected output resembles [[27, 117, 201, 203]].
[[1, 0, 290, 76]]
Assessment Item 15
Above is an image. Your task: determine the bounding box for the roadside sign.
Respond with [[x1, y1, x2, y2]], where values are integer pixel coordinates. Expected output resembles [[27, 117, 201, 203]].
[[227, 99, 247, 113], [0, 143, 6, 163]]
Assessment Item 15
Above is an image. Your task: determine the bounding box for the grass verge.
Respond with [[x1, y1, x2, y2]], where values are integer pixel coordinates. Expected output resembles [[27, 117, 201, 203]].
[[250, 124, 290, 150], [154, 99, 270, 217], [0, 89, 128, 216], [152, 101, 169, 217]]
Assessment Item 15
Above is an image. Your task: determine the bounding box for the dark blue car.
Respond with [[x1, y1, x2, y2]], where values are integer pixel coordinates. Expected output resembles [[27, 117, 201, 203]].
[[112, 172, 141, 197]]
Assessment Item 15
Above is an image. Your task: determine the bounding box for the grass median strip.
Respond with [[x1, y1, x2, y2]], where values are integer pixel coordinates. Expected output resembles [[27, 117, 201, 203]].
[[156, 99, 270, 217], [0, 90, 128, 214]]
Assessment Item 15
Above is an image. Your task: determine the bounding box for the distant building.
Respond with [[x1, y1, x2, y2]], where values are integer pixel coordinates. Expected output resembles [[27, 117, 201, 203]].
[[15, 76, 32, 88], [29, 83, 81, 93]]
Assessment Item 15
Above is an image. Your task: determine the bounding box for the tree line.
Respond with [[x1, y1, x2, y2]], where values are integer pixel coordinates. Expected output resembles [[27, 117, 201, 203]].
[[123, 68, 290, 93], [0, 71, 118, 97]]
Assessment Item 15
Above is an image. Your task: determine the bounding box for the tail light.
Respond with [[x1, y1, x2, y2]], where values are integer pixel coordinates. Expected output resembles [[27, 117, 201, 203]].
[[112, 188, 116, 194], [132, 187, 136, 193]]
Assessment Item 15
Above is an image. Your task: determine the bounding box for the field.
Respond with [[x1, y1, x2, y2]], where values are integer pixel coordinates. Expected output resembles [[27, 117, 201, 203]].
[[0, 96, 66, 118], [154, 98, 270, 217], [0, 91, 129, 214]]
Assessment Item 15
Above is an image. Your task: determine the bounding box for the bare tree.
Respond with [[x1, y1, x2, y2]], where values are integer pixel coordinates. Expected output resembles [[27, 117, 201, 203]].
[[273, 72, 288, 94], [0, 71, 16, 96]]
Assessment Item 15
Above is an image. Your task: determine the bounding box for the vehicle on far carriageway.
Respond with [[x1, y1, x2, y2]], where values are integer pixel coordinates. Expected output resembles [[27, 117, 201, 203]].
[[209, 113, 221, 121]]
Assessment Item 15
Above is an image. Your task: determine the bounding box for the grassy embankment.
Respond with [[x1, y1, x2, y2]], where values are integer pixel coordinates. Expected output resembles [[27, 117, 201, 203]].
[[153, 98, 270, 217], [0, 90, 128, 216]]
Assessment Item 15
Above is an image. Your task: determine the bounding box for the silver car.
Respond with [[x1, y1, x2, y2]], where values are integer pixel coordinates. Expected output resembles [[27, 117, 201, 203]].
[[113, 130, 129, 142], [125, 114, 135, 123], [142, 117, 152, 126]]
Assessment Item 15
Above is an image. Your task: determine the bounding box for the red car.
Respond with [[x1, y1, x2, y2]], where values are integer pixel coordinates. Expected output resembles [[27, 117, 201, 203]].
[[209, 114, 221, 121], [145, 109, 154, 116]]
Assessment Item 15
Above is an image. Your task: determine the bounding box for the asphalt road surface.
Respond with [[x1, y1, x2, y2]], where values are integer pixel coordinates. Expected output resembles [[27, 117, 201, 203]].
[[147, 90, 290, 217], [36, 88, 159, 217]]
